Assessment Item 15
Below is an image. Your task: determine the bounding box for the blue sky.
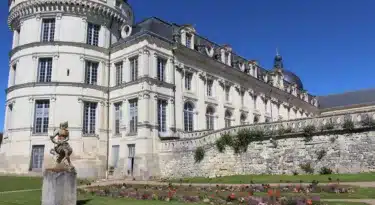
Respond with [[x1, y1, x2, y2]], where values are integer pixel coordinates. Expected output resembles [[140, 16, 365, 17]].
[[0, 0, 375, 131]]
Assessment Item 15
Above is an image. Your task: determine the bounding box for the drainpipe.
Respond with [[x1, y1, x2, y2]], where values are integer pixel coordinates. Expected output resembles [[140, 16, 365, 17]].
[[105, 17, 114, 179]]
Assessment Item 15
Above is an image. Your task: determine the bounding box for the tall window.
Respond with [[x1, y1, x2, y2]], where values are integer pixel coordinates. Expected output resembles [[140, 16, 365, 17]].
[[185, 73, 192, 91], [114, 102, 122, 135], [240, 113, 247, 125], [240, 91, 245, 106], [157, 99, 167, 132], [7, 104, 13, 130], [115, 62, 123, 86], [157, 57, 166, 82], [224, 52, 230, 64], [128, 144, 135, 158], [183, 102, 194, 132], [12, 64, 17, 85], [34, 100, 49, 134], [253, 95, 257, 109], [31, 145, 45, 170], [111, 145, 120, 168], [264, 99, 268, 113], [37, 58, 52, 83], [186, 33, 192, 48], [85, 61, 98, 85], [224, 110, 232, 128], [41, 18, 55, 42], [206, 79, 213, 97], [206, 107, 215, 130], [225, 86, 230, 101], [129, 99, 138, 133], [83, 102, 97, 134], [87, 22, 100, 46], [129, 57, 138, 81]]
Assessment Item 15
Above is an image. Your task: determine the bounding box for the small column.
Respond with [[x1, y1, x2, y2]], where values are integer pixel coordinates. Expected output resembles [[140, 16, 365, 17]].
[[121, 99, 128, 134], [42, 170, 77, 205], [138, 92, 151, 136], [137, 51, 144, 77], [55, 13, 62, 41], [141, 48, 150, 78], [32, 55, 38, 82], [168, 98, 175, 131], [48, 97, 56, 135]]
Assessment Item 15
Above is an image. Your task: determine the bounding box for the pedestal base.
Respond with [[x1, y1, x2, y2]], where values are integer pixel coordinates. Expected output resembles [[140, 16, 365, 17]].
[[42, 169, 77, 205]]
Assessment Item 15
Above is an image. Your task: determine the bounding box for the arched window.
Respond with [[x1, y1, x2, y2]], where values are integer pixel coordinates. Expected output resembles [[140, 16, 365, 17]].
[[224, 110, 232, 128], [184, 102, 194, 131], [206, 107, 215, 130], [240, 113, 247, 125]]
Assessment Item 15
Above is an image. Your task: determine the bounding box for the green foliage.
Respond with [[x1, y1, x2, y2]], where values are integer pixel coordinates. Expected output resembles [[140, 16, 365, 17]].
[[215, 138, 226, 153], [342, 118, 355, 131], [303, 125, 316, 142], [277, 126, 293, 136], [215, 129, 265, 154], [299, 162, 314, 174], [360, 114, 375, 127], [194, 147, 205, 163], [324, 121, 335, 130], [316, 149, 327, 161], [319, 167, 333, 175]]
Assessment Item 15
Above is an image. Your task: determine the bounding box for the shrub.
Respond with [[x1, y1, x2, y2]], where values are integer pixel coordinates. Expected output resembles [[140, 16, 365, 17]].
[[342, 118, 355, 131], [324, 121, 335, 130], [215, 139, 226, 153], [316, 149, 327, 160], [360, 114, 375, 127], [292, 170, 298, 176], [299, 162, 314, 174], [319, 167, 333, 175], [194, 147, 205, 163], [277, 126, 293, 136], [303, 125, 316, 142]]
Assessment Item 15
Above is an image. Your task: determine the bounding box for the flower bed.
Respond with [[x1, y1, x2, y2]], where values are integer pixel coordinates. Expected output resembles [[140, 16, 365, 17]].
[[79, 182, 358, 204]]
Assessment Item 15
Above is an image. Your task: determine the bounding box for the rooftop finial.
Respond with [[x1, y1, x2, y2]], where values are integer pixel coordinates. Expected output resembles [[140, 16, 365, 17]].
[[274, 48, 283, 69]]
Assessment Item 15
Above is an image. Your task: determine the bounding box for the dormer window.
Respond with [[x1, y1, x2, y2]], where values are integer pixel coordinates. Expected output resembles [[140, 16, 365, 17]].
[[186, 33, 192, 49], [225, 52, 230, 65], [180, 25, 196, 49], [115, 0, 122, 7]]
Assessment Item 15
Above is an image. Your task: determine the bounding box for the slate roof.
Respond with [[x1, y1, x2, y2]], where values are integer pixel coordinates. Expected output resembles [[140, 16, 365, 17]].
[[318, 88, 375, 109]]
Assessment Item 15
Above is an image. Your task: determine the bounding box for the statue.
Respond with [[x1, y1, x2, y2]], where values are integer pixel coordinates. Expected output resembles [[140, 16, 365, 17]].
[[49, 121, 75, 172]]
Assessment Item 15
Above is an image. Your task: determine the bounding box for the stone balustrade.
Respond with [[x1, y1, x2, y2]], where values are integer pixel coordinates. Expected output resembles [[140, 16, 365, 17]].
[[160, 109, 375, 153]]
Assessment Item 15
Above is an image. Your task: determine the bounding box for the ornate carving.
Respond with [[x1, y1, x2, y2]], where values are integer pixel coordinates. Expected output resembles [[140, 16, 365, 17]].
[[120, 24, 132, 39], [56, 13, 62, 20], [205, 45, 214, 57], [49, 121, 75, 172]]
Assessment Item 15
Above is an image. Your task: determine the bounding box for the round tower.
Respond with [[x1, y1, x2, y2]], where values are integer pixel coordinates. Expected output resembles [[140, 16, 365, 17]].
[[1, 0, 133, 178]]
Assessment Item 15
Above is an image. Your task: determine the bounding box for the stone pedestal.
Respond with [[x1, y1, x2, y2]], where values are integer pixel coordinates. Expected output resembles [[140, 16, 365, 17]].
[[42, 169, 77, 205]]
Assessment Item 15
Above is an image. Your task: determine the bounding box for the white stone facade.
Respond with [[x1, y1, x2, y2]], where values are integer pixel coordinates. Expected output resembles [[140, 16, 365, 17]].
[[1, 0, 319, 178]]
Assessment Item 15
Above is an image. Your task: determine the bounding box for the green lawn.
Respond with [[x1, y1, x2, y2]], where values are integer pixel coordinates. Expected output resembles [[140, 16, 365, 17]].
[[173, 172, 375, 184], [0, 176, 42, 192]]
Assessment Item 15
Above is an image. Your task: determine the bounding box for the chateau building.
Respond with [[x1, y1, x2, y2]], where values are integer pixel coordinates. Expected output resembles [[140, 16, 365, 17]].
[[2, 0, 364, 178]]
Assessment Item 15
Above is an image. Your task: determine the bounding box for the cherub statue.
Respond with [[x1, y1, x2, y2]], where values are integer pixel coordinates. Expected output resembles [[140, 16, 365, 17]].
[[49, 121, 75, 172]]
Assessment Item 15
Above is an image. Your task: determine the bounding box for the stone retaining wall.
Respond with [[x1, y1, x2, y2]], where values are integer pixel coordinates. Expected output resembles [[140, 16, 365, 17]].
[[159, 131, 375, 178]]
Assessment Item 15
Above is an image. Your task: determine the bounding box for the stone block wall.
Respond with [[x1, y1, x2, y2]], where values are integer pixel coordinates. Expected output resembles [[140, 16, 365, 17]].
[[159, 131, 375, 178]]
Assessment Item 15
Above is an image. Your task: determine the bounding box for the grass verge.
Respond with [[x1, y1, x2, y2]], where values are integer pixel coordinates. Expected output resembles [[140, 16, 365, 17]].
[[172, 173, 375, 184]]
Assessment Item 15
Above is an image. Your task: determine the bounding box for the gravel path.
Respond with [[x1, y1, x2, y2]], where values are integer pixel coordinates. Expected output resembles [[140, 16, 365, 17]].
[[0, 189, 41, 194], [323, 199, 375, 205], [81, 179, 375, 188]]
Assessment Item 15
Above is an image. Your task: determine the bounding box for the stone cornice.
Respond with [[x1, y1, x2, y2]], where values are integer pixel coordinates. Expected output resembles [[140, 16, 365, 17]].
[[173, 45, 318, 114], [8, 0, 130, 29], [9, 41, 109, 59], [5, 77, 175, 94]]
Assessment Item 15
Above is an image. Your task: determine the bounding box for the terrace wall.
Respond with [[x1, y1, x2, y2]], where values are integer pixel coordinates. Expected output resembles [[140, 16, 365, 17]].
[[158, 110, 375, 178]]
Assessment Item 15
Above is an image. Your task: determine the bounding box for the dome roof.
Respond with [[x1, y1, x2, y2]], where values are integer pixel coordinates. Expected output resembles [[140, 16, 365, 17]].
[[283, 70, 303, 89]]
